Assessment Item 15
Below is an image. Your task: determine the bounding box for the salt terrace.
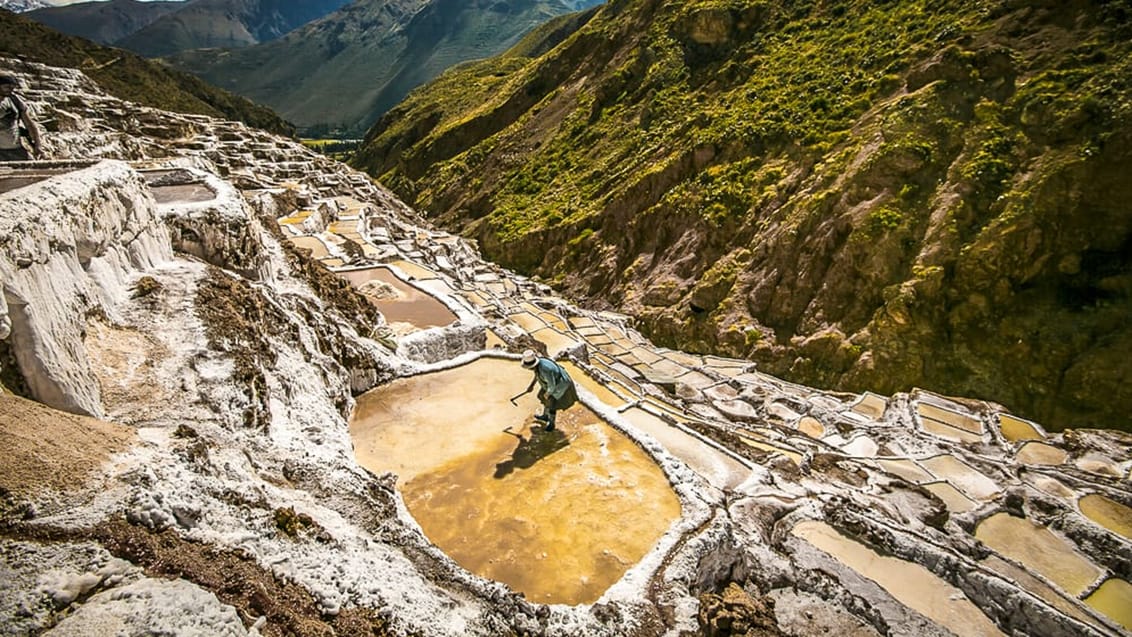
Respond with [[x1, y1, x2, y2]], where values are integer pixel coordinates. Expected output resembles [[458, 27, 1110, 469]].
[[2, 56, 1131, 637]]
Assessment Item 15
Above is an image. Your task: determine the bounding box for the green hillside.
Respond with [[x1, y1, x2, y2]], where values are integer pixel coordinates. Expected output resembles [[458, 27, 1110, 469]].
[[354, 0, 1132, 432], [0, 8, 294, 136]]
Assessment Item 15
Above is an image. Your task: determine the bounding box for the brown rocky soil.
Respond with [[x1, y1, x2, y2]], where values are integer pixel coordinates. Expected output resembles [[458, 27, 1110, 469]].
[[0, 392, 134, 499], [697, 582, 783, 637]]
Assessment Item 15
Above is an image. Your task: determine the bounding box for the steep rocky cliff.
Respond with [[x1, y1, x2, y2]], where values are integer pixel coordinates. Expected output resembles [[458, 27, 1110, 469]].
[[354, 0, 1132, 432]]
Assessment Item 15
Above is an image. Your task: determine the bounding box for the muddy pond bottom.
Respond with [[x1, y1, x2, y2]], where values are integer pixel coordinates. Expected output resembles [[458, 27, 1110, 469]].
[[349, 358, 681, 604], [338, 266, 456, 332]]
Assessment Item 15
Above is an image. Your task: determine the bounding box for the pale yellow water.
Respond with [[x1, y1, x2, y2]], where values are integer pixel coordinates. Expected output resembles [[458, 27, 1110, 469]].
[[852, 393, 887, 419], [796, 416, 825, 439], [997, 413, 1043, 442], [1079, 494, 1132, 541], [919, 418, 984, 444], [1085, 578, 1132, 631], [917, 403, 983, 434], [975, 513, 1102, 597], [349, 358, 681, 604], [388, 259, 438, 280], [287, 236, 330, 258], [562, 362, 629, 410], [277, 209, 312, 225], [923, 482, 978, 513], [792, 521, 1003, 637], [1015, 442, 1067, 466], [980, 556, 1098, 628], [508, 311, 548, 333], [531, 328, 582, 358]]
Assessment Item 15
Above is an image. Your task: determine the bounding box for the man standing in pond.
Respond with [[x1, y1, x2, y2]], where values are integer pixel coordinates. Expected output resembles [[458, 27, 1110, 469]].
[[0, 74, 42, 161], [519, 349, 577, 432]]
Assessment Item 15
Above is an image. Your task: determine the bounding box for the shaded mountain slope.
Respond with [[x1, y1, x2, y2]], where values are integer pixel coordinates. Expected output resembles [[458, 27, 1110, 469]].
[[0, 8, 293, 136], [167, 0, 603, 137], [353, 0, 1132, 432], [26, 0, 182, 45], [116, 0, 353, 57]]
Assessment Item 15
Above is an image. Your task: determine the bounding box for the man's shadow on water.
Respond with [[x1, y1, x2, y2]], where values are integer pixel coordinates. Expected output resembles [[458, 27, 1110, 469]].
[[494, 426, 570, 479]]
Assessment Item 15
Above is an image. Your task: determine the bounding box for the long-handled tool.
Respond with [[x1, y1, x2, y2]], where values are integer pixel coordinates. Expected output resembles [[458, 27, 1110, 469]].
[[508, 389, 530, 406]]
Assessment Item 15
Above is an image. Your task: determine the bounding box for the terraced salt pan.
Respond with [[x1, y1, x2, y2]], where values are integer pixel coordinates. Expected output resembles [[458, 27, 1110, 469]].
[[628, 347, 665, 366], [287, 235, 330, 259], [462, 290, 491, 308], [348, 358, 681, 604], [1078, 494, 1132, 540], [920, 455, 1001, 501], [1075, 453, 1124, 478], [975, 513, 1102, 597], [851, 392, 887, 419], [0, 173, 51, 193], [519, 303, 568, 332], [640, 398, 694, 423], [919, 417, 984, 444], [507, 310, 548, 333], [1027, 473, 1077, 498], [642, 357, 690, 379], [796, 416, 825, 439], [917, 402, 984, 434], [661, 350, 703, 367], [792, 521, 1004, 637], [530, 328, 582, 358], [674, 369, 716, 390], [997, 413, 1044, 442], [735, 433, 802, 465], [337, 266, 456, 332], [567, 316, 598, 329], [923, 481, 978, 513], [1016, 441, 1067, 466], [1085, 578, 1132, 631], [388, 259, 439, 280], [622, 407, 751, 490], [878, 459, 933, 484], [980, 555, 1099, 628], [277, 209, 312, 225], [485, 329, 507, 349], [562, 363, 630, 410]]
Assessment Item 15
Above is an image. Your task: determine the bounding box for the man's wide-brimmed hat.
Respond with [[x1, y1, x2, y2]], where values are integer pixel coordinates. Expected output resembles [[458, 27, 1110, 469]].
[[521, 349, 537, 368], [0, 75, 18, 86]]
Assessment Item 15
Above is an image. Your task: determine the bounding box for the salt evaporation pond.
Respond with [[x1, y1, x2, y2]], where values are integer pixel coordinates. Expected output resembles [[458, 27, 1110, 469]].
[[338, 266, 456, 332], [348, 357, 681, 604]]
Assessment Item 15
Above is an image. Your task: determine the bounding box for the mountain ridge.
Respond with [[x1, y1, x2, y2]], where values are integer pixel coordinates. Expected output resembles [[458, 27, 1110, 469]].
[[166, 0, 605, 137], [0, 7, 294, 136], [26, 0, 182, 45], [117, 0, 355, 57]]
